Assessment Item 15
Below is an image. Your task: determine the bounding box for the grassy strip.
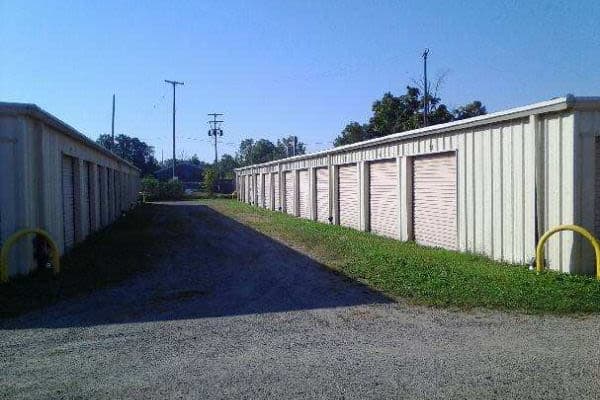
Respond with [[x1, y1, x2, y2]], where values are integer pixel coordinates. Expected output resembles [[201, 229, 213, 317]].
[[203, 199, 600, 314], [0, 204, 187, 319]]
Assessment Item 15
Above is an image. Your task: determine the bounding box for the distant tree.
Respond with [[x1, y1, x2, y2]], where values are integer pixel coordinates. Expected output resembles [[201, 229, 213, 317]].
[[276, 135, 306, 157], [333, 86, 486, 146], [333, 122, 372, 147], [453, 101, 487, 120], [97, 134, 159, 175], [217, 154, 238, 179], [190, 154, 201, 166], [202, 167, 217, 195]]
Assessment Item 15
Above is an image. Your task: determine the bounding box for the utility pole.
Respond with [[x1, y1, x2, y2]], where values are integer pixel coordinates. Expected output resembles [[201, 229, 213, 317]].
[[422, 49, 429, 127], [207, 113, 224, 165], [287, 135, 298, 157], [164, 79, 184, 180], [111, 94, 115, 150]]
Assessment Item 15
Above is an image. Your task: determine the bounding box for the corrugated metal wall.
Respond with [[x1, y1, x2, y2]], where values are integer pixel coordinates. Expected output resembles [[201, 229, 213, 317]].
[[0, 111, 140, 277], [235, 100, 600, 275]]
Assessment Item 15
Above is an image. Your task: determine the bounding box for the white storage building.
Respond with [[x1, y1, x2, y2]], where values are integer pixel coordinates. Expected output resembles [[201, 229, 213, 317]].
[[236, 95, 600, 275], [0, 103, 140, 278]]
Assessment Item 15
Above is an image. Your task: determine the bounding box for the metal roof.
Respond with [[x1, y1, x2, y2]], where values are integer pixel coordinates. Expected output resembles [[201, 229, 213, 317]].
[[236, 95, 600, 171], [0, 102, 140, 171]]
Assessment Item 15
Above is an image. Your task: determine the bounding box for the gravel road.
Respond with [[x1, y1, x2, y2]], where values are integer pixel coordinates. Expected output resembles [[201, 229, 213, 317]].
[[1, 202, 599, 399]]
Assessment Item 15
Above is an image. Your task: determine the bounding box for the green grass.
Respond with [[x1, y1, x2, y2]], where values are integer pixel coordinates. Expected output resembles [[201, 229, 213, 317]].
[[203, 199, 600, 314], [0, 204, 190, 319]]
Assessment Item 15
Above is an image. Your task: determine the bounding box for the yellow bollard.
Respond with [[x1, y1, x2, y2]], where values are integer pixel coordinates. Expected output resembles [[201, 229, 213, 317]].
[[0, 228, 60, 283], [535, 224, 600, 280]]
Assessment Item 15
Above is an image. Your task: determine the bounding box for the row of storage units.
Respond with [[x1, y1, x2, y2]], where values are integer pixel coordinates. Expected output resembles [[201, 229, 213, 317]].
[[0, 103, 140, 278], [237, 96, 600, 276]]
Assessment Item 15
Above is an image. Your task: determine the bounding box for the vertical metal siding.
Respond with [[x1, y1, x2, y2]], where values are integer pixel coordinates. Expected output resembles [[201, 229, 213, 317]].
[[273, 172, 281, 211], [257, 173, 264, 207], [265, 173, 272, 209], [413, 152, 457, 249], [369, 160, 399, 238], [315, 167, 329, 223], [298, 169, 310, 219], [62, 155, 75, 251], [338, 164, 359, 229], [284, 171, 295, 215]]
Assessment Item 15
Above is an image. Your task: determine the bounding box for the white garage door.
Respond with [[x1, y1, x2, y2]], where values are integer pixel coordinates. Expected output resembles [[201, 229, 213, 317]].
[[338, 164, 359, 229], [62, 155, 75, 250], [246, 175, 251, 204], [81, 161, 91, 238], [273, 173, 281, 211], [298, 170, 310, 219], [315, 167, 329, 223], [595, 137, 600, 236], [257, 173, 264, 207], [369, 160, 399, 239], [413, 152, 457, 249], [284, 171, 295, 215], [264, 173, 272, 210]]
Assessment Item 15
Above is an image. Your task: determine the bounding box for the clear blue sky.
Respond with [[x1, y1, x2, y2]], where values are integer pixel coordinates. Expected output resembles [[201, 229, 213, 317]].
[[1, 0, 599, 162]]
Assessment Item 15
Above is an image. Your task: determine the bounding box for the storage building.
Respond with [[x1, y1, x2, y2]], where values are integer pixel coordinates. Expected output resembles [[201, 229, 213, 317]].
[[0, 103, 140, 278], [235, 96, 600, 275]]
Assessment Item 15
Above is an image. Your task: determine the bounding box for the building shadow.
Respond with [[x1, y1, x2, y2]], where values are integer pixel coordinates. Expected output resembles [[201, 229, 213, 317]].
[[1, 203, 392, 330]]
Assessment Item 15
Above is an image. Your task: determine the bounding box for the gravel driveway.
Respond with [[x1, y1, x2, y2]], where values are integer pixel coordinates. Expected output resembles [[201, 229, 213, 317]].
[[1, 202, 599, 399]]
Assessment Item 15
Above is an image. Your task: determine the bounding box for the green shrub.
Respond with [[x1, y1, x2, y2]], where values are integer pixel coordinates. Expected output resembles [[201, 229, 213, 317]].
[[159, 179, 184, 200]]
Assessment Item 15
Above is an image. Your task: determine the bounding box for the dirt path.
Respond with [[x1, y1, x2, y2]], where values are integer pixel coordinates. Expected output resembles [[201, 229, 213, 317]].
[[1, 202, 599, 399]]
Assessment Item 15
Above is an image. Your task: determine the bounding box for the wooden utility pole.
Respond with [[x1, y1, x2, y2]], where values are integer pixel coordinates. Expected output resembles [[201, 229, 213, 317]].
[[422, 49, 429, 127], [207, 113, 224, 165], [111, 94, 115, 150], [164, 80, 184, 180]]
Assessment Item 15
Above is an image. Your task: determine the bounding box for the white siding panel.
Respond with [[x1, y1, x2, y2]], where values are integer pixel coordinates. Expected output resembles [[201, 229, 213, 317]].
[[413, 152, 457, 249], [298, 170, 310, 219], [81, 161, 91, 238], [315, 167, 329, 223], [369, 160, 399, 238], [338, 164, 359, 229], [265, 173, 272, 209]]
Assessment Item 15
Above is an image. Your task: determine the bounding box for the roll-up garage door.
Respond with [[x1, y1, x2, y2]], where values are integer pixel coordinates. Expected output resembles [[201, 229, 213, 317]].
[[81, 161, 91, 238], [265, 173, 272, 210], [595, 138, 600, 236], [413, 152, 457, 249], [298, 170, 310, 219], [338, 164, 359, 229], [246, 175, 251, 204], [254, 174, 260, 205], [273, 173, 281, 211], [284, 171, 295, 215], [369, 160, 399, 238], [257, 174, 263, 207], [62, 155, 75, 250], [315, 167, 329, 223]]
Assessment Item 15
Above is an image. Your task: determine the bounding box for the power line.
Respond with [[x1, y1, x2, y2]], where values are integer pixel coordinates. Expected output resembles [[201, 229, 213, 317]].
[[164, 79, 184, 180]]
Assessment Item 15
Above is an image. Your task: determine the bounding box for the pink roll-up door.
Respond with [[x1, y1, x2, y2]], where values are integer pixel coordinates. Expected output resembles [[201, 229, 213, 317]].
[[315, 167, 329, 223], [284, 171, 295, 215], [413, 152, 457, 249], [369, 160, 399, 239], [298, 170, 310, 219], [338, 164, 359, 229], [246, 175, 251, 204], [257, 173, 263, 207], [273, 173, 281, 211], [265, 173, 272, 209], [62, 155, 76, 251]]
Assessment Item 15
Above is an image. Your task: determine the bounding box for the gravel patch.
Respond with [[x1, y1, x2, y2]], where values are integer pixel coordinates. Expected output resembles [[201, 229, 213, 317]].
[[1, 202, 599, 399]]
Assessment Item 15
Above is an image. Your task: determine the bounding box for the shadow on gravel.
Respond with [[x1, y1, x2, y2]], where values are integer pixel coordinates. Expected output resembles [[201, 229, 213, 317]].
[[2, 203, 391, 330]]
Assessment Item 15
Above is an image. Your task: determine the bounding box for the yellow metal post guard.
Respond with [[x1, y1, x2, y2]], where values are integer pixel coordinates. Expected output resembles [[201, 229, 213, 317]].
[[0, 228, 60, 283], [536, 224, 600, 280]]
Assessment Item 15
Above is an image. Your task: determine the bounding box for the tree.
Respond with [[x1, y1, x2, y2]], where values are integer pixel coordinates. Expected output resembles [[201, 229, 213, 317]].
[[276, 135, 306, 157], [97, 134, 159, 175], [333, 122, 371, 147], [333, 86, 486, 146], [453, 101, 487, 120], [217, 154, 238, 179], [202, 167, 217, 195]]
